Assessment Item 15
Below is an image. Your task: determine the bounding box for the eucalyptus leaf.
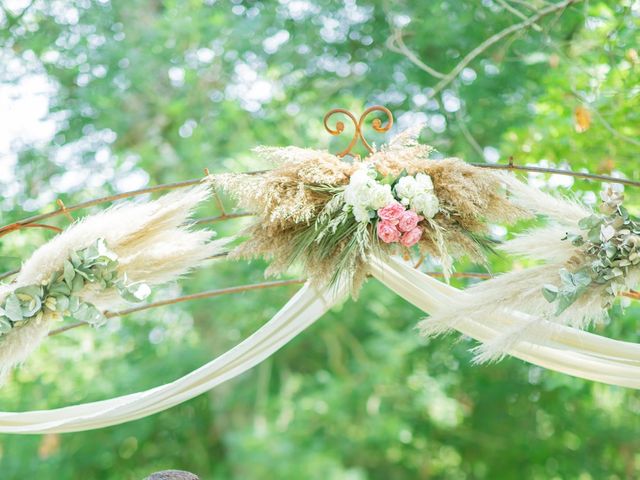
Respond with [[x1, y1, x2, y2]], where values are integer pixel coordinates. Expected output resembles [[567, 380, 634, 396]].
[[118, 283, 151, 303], [63, 260, 75, 287], [71, 274, 85, 293], [4, 294, 23, 322], [55, 295, 70, 313], [542, 285, 558, 303], [578, 215, 600, 230], [0, 317, 12, 334], [21, 295, 42, 317]]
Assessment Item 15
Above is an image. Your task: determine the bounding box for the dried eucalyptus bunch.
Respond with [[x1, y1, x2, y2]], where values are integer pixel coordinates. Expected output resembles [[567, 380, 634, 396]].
[[420, 178, 640, 363], [0, 184, 227, 381], [543, 189, 640, 312], [0, 238, 150, 336]]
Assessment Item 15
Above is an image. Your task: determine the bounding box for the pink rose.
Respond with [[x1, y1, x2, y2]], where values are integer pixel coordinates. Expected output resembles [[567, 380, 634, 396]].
[[397, 210, 423, 233], [400, 227, 423, 247], [377, 220, 401, 243], [377, 201, 405, 223]]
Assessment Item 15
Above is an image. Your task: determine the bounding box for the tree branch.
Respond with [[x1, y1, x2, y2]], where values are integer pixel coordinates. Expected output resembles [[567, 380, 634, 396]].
[[495, 0, 543, 31], [427, 0, 583, 99], [386, 30, 446, 79]]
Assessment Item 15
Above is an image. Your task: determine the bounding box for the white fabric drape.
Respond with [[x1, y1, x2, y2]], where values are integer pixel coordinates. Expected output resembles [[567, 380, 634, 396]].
[[1, 256, 639, 434]]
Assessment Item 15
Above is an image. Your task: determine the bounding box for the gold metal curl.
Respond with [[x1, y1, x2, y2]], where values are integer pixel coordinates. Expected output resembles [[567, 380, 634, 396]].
[[323, 105, 393, 158]]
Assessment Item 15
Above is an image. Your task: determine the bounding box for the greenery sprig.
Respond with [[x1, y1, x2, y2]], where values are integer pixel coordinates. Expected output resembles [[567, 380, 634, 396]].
[[0, 238, 150, 337], [543, 190, 640, 313]]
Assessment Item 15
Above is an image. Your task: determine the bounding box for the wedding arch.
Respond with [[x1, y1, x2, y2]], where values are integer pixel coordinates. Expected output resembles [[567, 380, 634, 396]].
[[0, 106, 638, 434]]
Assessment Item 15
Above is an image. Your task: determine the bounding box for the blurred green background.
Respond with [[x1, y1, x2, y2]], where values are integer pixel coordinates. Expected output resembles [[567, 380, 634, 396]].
[[1, 1, 639, 479]]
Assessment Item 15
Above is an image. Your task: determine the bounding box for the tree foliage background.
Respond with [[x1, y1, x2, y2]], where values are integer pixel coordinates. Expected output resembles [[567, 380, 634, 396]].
[[0, 0, 639, 478]]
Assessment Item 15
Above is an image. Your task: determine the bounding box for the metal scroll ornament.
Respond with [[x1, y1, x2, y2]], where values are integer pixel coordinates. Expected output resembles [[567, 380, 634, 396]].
[[323, 105, 393, 158]]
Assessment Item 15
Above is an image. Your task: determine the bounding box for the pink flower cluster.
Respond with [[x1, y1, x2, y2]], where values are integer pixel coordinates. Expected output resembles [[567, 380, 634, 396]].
[[376, 201, 423, 247]]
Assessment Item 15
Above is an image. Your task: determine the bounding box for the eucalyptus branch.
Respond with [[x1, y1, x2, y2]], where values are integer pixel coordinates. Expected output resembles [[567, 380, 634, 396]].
[[427, 0, 583, 99]]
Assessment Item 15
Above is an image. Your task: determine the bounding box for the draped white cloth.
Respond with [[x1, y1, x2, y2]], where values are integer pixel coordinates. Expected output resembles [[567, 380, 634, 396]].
[[1, 257, 639, 434]]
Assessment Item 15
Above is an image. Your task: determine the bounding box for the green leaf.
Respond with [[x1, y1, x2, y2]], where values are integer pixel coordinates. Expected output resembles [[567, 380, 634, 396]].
[[71, 274, 85, 293], [542, 285, 558, 303], [572, 270, 592, 288], [75, 266, 96, 282], [70, 249, 82, 268], [49, 282, 71, 296], [55, 295, 70, 313], [73, 303, 105, 325], [0, 317, 12, 334], [20, 294, 41, 318], [63, 260, 75, 287], [15, 285, 43, 299], [74, 303, 105, 327], [556, 293, 577, 314], [4, 294, 23, 322], [578, 215, 601, 230], [587, 227, 601, 243], [68, 296, 80, 314], [559, 269, 573, 286], [118, 283, 151, 303]]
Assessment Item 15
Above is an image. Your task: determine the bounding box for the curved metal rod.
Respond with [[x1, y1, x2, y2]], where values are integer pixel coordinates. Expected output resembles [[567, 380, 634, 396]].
[[0, 163, 638, 241], [323, 108, 360, 158], [357, 105, 393, 154], [472, 161, 640, 188], [0, 223, 62, 238], [323, 106, 394, 157], [0, 178, 205, 238]]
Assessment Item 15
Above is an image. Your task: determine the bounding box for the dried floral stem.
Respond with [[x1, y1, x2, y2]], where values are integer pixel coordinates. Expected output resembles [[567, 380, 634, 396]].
[[195, 212, 252, 225]]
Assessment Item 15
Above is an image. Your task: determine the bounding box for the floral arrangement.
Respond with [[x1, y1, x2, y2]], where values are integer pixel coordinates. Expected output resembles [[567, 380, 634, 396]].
[[0, 185, 227, 381], [213, 127, 528, 294], [419, 179, 640, 363], [543, 189, 640, 313], [0, 238, 150, 337], [344, 167, 439, 248]]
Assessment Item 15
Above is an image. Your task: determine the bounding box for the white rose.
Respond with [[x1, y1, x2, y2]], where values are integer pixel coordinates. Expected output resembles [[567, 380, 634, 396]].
[[394, 176, 420, 201], [415, 173, 434, 191], [355, 185, 375, 206], [369, 184, 394, 209], [352, 204, 371, 223], [343, 184, 358, 206], [412, 192, 440, 218], [349, 168, 372, 188]]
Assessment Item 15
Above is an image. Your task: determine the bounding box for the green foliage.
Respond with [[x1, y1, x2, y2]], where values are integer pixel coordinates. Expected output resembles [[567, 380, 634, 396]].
[[544, 191, 640, 312], [0, 238, 149, 336], [0, 1, 639, 479]]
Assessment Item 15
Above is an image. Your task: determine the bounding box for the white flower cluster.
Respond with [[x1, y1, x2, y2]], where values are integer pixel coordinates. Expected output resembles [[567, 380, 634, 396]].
[[343, 167, 395, 222], [394, 173, 440, 219]]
